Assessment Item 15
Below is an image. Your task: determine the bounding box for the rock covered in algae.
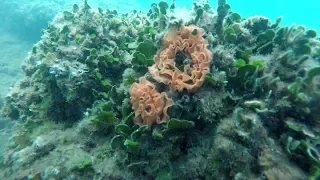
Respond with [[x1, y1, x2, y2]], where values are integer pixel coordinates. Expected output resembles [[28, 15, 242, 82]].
[[1, 0, 320, 180]]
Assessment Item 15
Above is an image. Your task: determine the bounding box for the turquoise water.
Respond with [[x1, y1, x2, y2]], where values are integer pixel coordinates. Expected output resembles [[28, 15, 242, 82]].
[[141, 0, 319, 31], [1, 0, 318, 41], [226, 0, 318, 30], [128, 0, 320, 31]]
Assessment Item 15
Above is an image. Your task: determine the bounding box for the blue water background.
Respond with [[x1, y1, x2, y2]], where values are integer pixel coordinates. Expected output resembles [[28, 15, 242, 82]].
[[138, 0, 319, 31], [74, 0, 319, 32]]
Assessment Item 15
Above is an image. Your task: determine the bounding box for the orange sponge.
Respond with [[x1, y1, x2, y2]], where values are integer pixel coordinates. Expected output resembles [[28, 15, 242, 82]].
[[130, 77, 173, 128], [149, 25, 212, 92]]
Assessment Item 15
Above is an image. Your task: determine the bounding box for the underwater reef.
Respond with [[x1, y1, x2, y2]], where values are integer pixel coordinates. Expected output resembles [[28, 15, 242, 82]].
[[1, 0, 320, 179]]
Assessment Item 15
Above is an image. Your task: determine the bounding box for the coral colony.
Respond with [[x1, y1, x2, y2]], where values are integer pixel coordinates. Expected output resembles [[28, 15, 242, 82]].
[[1, 0, 320, 179]]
